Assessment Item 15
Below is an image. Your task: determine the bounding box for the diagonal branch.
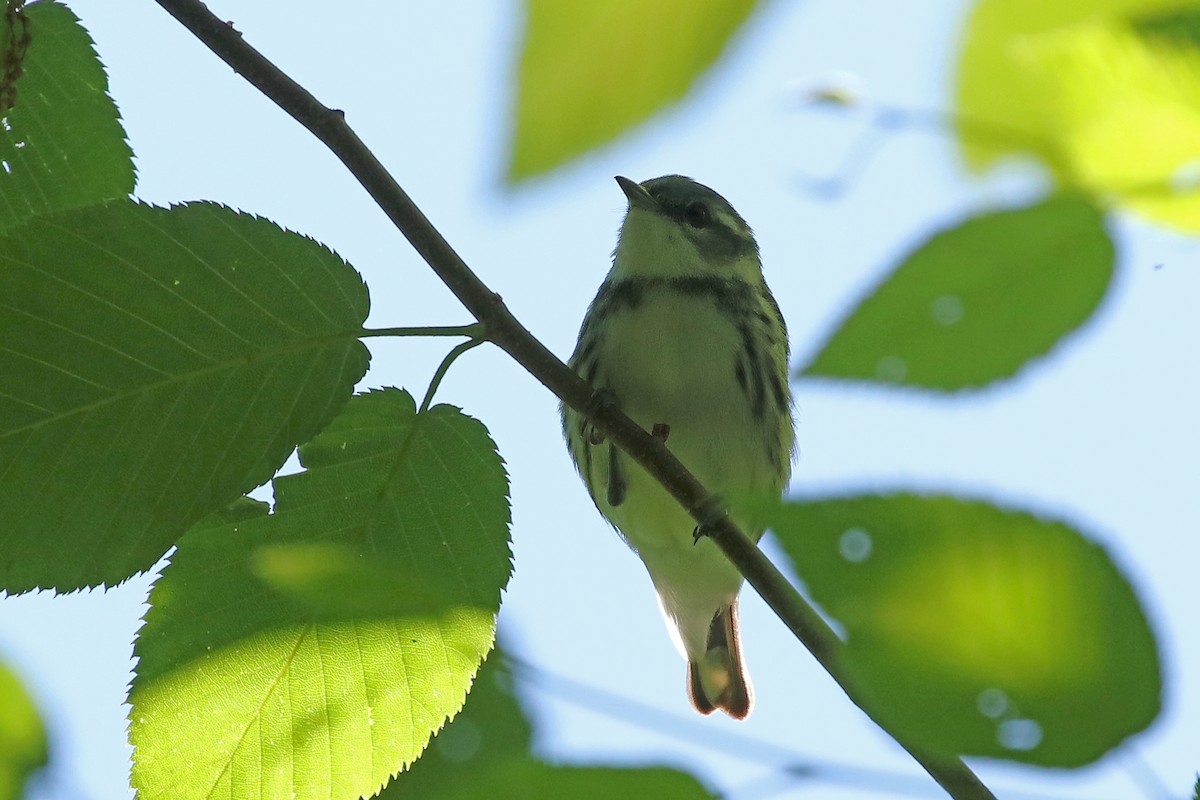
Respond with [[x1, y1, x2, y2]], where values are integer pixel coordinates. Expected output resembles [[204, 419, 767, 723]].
[[150, 2, 996, 798]]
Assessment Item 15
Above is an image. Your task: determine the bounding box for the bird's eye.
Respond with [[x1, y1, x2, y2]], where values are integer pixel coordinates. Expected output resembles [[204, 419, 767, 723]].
[[684, 202, 711, 228]]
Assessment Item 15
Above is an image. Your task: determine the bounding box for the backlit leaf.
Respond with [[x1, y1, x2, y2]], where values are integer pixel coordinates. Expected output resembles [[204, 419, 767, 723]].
[[509, 0, 760, 181], [762, 493, 1161, 766], [376, 647, 530, 797], [798, 195, 1113, 390], [956, 0, 1200, 232], [130, 389, 513, 800], [0, 660, 47, 800]]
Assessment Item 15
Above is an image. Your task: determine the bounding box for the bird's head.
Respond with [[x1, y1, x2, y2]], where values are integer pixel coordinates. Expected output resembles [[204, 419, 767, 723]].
[[612, 175, 762, 282]]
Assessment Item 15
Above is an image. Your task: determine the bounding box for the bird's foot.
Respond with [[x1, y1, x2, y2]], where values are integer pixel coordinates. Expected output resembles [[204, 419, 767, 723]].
[[692, 495, 728, 545], [583, 388, 619, 445]]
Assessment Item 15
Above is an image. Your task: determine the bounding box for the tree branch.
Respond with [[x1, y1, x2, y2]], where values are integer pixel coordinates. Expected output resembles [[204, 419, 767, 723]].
[[150, 2, 997, 798]]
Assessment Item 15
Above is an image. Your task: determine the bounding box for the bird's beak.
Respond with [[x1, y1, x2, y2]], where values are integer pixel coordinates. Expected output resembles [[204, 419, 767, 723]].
[[615, 176, 657, 211]]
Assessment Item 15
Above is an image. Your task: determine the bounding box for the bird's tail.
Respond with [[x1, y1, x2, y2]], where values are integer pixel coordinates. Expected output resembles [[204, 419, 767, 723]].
[[686, 599, 752, 719]]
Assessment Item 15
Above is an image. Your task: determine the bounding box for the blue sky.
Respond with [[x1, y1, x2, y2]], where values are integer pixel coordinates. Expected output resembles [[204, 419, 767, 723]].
[[1, 2, 1197, 799]]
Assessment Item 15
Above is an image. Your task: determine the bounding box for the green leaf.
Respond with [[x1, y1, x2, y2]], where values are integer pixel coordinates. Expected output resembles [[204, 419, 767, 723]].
[[434, 762, 718, 800], [509, 0, 760, 181], [0, 1, 135, 231], [761, 493, 1161, 767], [1134, 7, 1200, 50], [1192, 773, 1199, 800], [0, 201, 370, 593], [377, 647, 531, 797], [129, 389, 514, 800], [0, 659, 48, 800], [379, 648, 715, 800], [956, 0, 1200, 232], [798, 195, 1113, 390]]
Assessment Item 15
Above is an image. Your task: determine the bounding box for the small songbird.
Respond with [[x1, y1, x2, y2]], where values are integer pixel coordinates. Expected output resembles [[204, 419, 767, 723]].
[[563, 175, 794, 719]]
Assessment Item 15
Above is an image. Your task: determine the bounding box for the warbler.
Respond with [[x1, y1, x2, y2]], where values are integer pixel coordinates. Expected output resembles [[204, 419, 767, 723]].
[[563, 175, 794, 719]]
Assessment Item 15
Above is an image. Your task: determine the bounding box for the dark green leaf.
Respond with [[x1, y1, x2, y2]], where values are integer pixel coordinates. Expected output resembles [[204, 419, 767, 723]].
[[0, 1, 135, 231], [799, 195, 1114, 390], [760, 493, 1161, 767], [0, 201, 369, 593], [509, 0, 760, 181], [129, 389, 513, 800], [0, 659, 48, 800], [1133, 8, 1200, 52]]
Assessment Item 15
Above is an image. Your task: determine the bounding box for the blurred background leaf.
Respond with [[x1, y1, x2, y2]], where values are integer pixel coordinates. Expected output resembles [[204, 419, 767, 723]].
[[956, 0, 1200, 232], [432, 762, 718, 800], [376, 647, 716, 800], [508, 0, 761, 181], [129, 389, 513, 800], [0, 659, 47, 800], [0, 0, 133, 231], [378, 646, 532, 798], [759, 493, 1161, 766], [798, 194, 1114, 390]]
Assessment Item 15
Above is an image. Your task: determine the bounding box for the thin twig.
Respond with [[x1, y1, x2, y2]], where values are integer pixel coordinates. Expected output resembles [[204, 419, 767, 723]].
[[796, 99, 1190, 202], [149, 2, 997, 797], [419, 337, 484, 413], [508, 652, 1077, 800]]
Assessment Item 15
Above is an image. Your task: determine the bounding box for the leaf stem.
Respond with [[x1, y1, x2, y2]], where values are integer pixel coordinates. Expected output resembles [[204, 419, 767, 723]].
[[359, 323, 485, 339], [419, 338, 484, 414], [150, 3, 997, 797]]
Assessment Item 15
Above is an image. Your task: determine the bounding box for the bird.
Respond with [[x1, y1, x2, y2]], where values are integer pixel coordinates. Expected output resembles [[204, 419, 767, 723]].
[[562, 175, 794, 719]]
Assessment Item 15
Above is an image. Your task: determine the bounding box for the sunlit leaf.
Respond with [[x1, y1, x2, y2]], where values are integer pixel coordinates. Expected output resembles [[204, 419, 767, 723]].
[[378, 648, 715, 799], [0, 0, 134, 231], [761, 493, 1161, 766], [377, 647, 531, 798], [0, 660, 48, 800], [956, 0, 1200, 232], [129, 389, 513, 800], [798, 195, 1113, 390], [509, 0, 760, 181], [0, 201, 369, 593]]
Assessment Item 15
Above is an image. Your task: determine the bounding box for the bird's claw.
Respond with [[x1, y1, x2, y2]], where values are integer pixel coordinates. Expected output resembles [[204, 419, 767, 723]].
[[691, 496, 727, 545], [584, 388, 619, 445]]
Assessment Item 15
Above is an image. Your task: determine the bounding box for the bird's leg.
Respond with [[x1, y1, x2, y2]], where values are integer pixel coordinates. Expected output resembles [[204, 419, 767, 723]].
[[651, 422, 671, 442], [583, 387, 619, 445], [692, 495, 728, 545]]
